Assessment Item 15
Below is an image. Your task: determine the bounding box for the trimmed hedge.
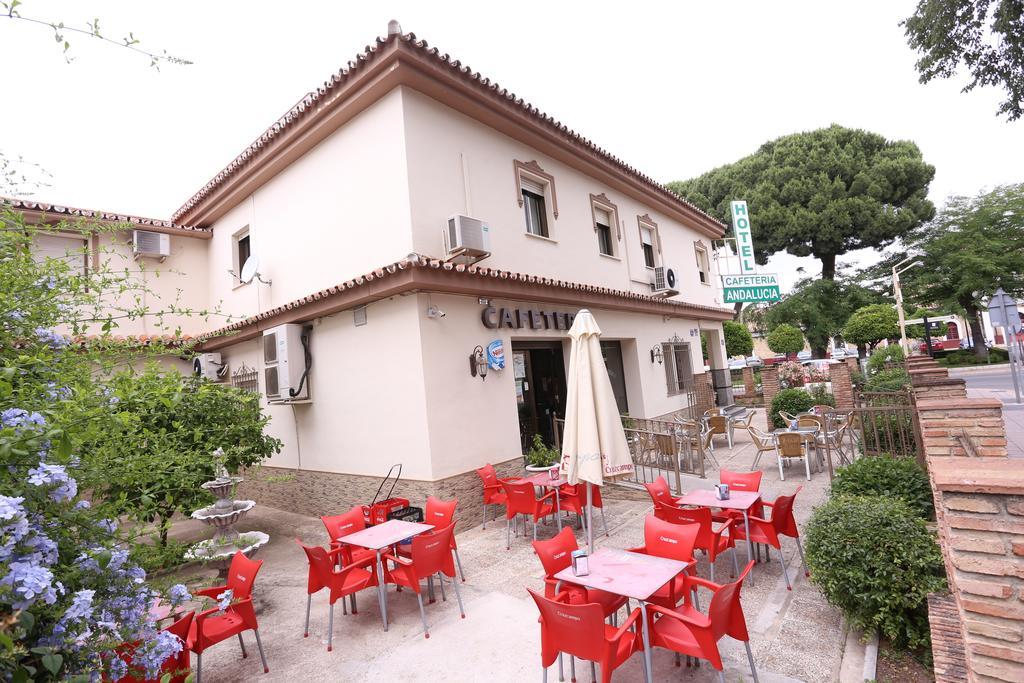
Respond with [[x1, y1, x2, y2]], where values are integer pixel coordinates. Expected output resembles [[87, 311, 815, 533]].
[[805, 495, 946, 649], [769, 388, 815, 428], [866, 345, 905, 375], [831, 456, 933, 519], [864, 368, 911, 392]]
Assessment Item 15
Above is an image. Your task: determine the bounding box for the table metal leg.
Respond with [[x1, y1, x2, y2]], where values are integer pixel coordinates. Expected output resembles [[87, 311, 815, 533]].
[[555, 488, 562, 532], [639, 602, 653, 683], [375, 550, 389, 631], [743, 512, 754, 586]]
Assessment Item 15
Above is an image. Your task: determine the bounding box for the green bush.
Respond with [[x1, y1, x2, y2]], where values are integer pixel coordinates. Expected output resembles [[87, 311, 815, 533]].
[[865, 368, 911, 392], [866, 345, 905, 375], [525, 433, 560, 467], [861, 413, 919, 458], [938, 348, 1009, 366], [831, 457, 933, 519], [808, 383, 836, 407], [805, 495, 946, 649], [770, 388, 815, 428]]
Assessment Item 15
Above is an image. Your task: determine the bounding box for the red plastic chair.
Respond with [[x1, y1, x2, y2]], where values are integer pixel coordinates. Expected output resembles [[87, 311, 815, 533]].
[[532, 527, 626, 619], [383, 522, 465, 638], [111, 611, 194, 683], [643, 476, 682, 512], [557, 483, 609, 536], [321, 506, 375, 571], [189, 552, 268, 683], [399, 496, 465, 582], [731, 486, 807, 590], [647, 561, 758, 683], [628, 516, 699, 609], [296, 540, 378, 651], [476, 464, 509, 529], [655, 502, 739, 583], [528, 588, 643, 683], [499, 480, 558, 549]]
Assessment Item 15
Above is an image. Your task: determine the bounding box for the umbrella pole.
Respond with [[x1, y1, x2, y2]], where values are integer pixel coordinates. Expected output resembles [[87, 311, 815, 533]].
[[587, 482, 594, 551]]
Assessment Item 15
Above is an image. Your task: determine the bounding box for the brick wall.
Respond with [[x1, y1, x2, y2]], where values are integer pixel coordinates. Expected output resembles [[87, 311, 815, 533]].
[[761, 365, 779, 428], [929, 458, 1024, 683], [918, 398, 1009, 458], [912, 378, 969, 403], [693, 371, 715, 415], [831, 360, 855, 409], [238, 456, 524, 532], [845, 356, 860, 376], [742, 366, 756, 396]]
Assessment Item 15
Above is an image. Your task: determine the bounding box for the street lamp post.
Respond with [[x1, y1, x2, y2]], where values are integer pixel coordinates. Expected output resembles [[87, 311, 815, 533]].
[[893, 257, 923, 355]]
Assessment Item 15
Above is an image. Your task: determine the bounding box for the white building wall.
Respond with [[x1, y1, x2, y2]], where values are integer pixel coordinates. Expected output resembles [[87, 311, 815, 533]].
[[399, 89, 720, 309]]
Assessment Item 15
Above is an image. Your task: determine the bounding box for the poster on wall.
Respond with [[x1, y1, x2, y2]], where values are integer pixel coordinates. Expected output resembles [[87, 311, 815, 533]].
[[487, 339, 505, 370], [513, 352, 526, 379]]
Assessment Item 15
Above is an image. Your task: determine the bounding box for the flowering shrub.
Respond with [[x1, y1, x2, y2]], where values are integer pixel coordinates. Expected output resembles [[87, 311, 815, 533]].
[[777, 361, 805, 388], [0, 208, 228, 679]]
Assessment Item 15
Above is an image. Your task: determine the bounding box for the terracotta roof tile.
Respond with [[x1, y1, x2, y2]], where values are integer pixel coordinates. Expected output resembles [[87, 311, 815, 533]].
[[201, 253, 732, 341], [2, 196, 208, 234], [171, 31, 723, 233]]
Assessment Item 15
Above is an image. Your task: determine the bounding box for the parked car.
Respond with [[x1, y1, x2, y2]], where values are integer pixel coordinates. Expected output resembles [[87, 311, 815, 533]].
[[796, 350, 813, 361], [829, 347, 849, 359], [745, 356, 764, 368], [728, 358, 747, 370]]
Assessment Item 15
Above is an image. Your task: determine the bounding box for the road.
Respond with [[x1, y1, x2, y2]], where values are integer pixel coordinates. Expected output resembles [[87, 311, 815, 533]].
[[950, 365, 1024, 457]]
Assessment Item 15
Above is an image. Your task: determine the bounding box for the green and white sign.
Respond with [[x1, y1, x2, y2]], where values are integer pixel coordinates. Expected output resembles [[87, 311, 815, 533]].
[[730, 200, 756, 274], [721, 273, 781, 303]]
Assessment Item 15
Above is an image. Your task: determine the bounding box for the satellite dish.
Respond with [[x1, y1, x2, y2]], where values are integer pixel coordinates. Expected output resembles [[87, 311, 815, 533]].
[[240, 255, 260, 284]]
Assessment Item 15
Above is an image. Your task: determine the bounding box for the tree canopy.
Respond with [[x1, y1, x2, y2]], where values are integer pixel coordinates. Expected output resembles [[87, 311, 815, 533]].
[[723, 320, 754, 358], [763, 277, 883, 357], [766, 323, 805, 355], [843, 304, 900, 350], [903, 0, 1024, 120], [859, 183, 1024, 357], [668, 125, 935, 280]]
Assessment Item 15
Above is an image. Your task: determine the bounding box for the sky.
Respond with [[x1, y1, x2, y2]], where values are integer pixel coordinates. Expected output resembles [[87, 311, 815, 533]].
[[3, 1, 1023, 292]]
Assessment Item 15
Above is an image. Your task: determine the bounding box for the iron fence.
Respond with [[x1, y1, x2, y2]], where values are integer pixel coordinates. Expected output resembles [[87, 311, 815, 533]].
[[818, 389, 924, 478]]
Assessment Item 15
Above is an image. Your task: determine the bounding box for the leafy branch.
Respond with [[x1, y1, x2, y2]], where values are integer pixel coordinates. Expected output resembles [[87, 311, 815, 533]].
[[0, 0, 191, 69]]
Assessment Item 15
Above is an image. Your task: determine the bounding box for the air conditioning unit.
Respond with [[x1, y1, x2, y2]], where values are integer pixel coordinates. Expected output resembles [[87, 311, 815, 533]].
[[651, 266, 679, 297], [263, 323, 311, 403], [193, 352, 227, 381], [132, 230, 170, 260], [443, 215, 491, 260]]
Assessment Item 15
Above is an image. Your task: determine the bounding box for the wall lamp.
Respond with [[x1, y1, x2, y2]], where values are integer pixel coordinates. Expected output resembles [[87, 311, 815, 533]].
[[650, 345, 664, 365], [469, 345, 489, 380]]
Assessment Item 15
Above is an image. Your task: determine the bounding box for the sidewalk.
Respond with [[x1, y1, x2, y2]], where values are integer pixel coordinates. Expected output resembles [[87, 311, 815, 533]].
[[954, 367, 1024, 457]]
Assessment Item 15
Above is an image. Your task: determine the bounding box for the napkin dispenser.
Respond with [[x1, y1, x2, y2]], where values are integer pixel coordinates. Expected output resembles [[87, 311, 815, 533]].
[[714, 483, 730, 501], [571, 549, 589, 577], [549, 466, 560, 481]]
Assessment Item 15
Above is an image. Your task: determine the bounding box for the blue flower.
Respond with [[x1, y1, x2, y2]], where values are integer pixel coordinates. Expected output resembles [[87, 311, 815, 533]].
[[0, 495, 25, 521], [107, 655, 128, 680], [1, 409, 45, 430], [34, 327, 68, 349], [63, 589, 96, 623], [132, 630, 183, 679], [28, 462, 67, 487], [74, 500, 91, 510], [1, 560, 60, 609], [167, 583, 191, 607], [216, 588, 234, 612]]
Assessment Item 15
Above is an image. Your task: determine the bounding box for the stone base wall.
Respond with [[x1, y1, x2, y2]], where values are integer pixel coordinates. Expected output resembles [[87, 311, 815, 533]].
[[912, 378, 969, 403], [831, 360, 854, 409], [742, 366, 756, 395], [237, 456, 524, 533]]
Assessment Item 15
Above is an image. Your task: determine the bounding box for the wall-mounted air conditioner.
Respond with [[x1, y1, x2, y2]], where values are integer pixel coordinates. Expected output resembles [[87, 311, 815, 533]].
[[193, 352, 228, 381], [651, 266, 679, 297], [443, 214, 491, 261], [132, 230, 170, 261], [263, 323, 311, 403]]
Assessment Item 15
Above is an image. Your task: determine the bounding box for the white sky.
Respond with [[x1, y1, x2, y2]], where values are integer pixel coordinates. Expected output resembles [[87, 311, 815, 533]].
[[4, 1, 1022, 291]]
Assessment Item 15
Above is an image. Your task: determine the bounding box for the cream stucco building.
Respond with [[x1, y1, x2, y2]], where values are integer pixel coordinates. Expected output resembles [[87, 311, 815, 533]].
[[10, 26, 734, 521]]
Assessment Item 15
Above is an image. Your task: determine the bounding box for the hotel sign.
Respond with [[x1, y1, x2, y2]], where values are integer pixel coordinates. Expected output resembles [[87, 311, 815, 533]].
[[481, 306, 576, 331], [730, 201, 756, 274], [721, 274, 781, 303]]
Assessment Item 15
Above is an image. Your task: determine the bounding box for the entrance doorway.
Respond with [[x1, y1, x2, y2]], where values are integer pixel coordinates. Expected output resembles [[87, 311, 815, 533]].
[[512, 342, 567, 452]]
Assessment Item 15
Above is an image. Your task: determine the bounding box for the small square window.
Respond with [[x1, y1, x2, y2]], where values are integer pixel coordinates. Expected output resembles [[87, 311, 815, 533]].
[[695, 243, 710, 285], [595, 207, 614, 256], [521, 177, 549, 237], [641, 227, 656, 268]]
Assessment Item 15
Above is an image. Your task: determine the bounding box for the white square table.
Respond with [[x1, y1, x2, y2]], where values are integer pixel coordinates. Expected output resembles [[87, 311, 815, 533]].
[[338, 519, 434, 631], [553, 547, 689, 683], [677, 489, 762, 581]]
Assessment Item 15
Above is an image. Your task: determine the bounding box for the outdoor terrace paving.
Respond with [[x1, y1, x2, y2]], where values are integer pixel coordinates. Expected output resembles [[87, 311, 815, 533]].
[[167, 411, 847, 682]]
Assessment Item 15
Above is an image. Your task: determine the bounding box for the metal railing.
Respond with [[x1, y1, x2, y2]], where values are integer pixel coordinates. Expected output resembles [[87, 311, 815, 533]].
[[817, 391, 925, 478]]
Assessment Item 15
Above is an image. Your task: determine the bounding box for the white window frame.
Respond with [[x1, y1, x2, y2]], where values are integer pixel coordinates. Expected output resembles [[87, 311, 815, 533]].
[[514, 159, 558, 241], [590, 193, 620, 258], [694, 241, 711, 286], [232, 227, 251, 288]]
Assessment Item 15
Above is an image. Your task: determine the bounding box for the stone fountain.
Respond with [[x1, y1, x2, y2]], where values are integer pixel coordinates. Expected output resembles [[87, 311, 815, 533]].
[[187, 456, 269, 573]]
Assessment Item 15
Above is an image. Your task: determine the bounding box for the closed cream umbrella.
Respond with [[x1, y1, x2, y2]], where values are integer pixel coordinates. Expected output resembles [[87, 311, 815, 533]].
[[559, 309, 634, 549]]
